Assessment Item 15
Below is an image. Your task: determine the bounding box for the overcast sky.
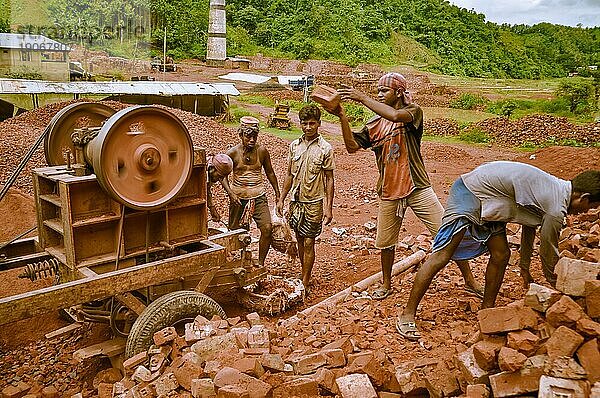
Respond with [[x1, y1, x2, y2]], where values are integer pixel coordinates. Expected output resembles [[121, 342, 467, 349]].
[[448, 0, 600, 27]]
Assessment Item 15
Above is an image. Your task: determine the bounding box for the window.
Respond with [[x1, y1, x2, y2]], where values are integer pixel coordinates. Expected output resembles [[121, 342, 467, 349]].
[[21, 51, 31, 61], [41, 51, 67, 62]]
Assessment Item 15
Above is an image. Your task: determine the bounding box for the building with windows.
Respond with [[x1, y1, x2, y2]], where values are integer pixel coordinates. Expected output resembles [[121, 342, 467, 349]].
[[0, 33, 69, 81]]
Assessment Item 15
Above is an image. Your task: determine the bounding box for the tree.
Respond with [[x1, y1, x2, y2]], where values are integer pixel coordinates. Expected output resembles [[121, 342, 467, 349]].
[[556, 79, 594, 114]]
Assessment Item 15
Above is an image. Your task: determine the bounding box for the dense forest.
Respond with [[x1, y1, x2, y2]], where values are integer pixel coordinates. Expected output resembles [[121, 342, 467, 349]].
[[5, 0, 600, 79]]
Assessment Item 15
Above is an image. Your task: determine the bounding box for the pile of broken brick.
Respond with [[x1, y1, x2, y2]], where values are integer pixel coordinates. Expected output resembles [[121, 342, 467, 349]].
[[104, 311, 396, 398], [451, 257, 600, 398]]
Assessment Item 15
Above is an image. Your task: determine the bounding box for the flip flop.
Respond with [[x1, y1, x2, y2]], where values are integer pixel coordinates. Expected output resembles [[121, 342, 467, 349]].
[[464, 285, 484, 299], [396, 318, 421, 341], [372, 288, 391, 300]]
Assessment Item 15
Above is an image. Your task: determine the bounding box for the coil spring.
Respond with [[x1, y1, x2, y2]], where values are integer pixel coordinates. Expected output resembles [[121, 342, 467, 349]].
[[19, 258, 60, 281]]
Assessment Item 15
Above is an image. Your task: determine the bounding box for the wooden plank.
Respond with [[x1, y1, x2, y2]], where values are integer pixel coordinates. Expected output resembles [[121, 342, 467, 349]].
[[78, 267, 97, 278], [73, 338, 125, 362], [115, 292, 146, 316], [45, 322, 83, 339], [194, 266, 219, 293], [0, 244, 225, 325]]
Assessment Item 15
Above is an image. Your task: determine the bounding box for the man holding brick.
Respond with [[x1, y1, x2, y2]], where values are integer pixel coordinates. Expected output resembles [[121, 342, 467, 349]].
[[396, 161, 600, 341], [326, 72, 482, 300]]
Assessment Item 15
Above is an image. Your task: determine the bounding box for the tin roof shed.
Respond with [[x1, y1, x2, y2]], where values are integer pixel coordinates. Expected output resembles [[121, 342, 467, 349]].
[[0, 33, 70, 52]]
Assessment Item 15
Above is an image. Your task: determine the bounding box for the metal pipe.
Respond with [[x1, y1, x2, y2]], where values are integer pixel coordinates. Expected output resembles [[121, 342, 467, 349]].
[[281, 250, 426, 327], [0, 128, 47, 202]]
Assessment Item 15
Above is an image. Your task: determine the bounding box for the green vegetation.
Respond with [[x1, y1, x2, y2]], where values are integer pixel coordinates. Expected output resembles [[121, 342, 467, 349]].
[[450, 93, 487, 110], [459, 127, 492, 144], [6, 0, 599, 80], [225, 0, 600, 79]]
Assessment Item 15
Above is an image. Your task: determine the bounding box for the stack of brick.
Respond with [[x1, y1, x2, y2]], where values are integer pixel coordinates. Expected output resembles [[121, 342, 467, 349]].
[[559, 209, 600, 263], [97, 311, 398, 398], [454, 257, 600, 397]]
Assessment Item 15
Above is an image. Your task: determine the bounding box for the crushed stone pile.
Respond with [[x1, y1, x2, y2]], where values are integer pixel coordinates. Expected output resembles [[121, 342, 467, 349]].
[[472, 114, 600, 147]]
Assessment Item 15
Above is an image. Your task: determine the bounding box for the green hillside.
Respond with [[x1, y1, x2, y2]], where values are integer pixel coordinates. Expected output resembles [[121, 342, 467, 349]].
[[4, 0, 600, 79]]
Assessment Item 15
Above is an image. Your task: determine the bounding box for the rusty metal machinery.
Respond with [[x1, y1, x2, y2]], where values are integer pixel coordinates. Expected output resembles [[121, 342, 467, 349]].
[[0, 103, 270, 358], [44, 102, 116, 167], [44, 104, 193, 210]]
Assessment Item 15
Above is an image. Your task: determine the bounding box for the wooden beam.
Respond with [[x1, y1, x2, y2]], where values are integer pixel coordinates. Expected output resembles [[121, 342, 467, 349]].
[[0, 244, 225, 325], [115, 292, 146, 316], [73, 338, 126, 362], [194, 266, 219, 293]]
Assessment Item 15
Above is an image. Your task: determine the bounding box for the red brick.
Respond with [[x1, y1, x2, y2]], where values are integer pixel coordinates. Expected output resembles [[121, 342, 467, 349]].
[[546, 295, 586, 328], [204, 360, 223, 379], [191, 378, 216, 398], [245, 312, 261, 327], [313, 368, 337, 394], [97, 383, 113, 398], [123, 351, 148, 372], [152, 372, 179, 396], [454, 346, 490, 385], [191, 332, 239, 363], [246, 326, 270, 349], [422, 362, 461, 398], [272, 377, 319, 398], [217, 385, 249, 398], [555, 258, 600, 296], [132, 365, 154, 383], [465, 384, 490, 398], [576, 317, 600, 337], [2, 382, 31, 398], [498, 347, 527, 372], [322, 337, 354, 356], [576, 338, 600, 384], [172, 352, 205, 391], [524, 283, 561, 312], [153, 326, 178, 346], [544, 356, 586, 380], [538, 375, 589, 398], [40, 386, 59, 398], [585, 280, 600, 318], [213, 367, 272, 398], [345, 350, 393, 387], [477, 303, 538, 334], [489, 367, 543, 397], [149, 353, 167, 373], [185, 321, 216, 343], [319, 348, 346, 368], [336, 373, 377, 398], [232, 358, 265, 378], [507, 330, 540, 356], [545, 325, 584, 357], [472, 340, 500, 371], [259, 353, 285, 372], [290, 352, 326, 375]]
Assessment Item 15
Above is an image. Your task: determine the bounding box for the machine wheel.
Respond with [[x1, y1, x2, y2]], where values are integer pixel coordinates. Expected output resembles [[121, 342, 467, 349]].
[[44, 102, 116, 166], [124, 291, 226, 358], [86, 106, 194, 210]]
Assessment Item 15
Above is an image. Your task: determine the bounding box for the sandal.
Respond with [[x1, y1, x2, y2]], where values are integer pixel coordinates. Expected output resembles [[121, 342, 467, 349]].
[[464, 285, 484, 299], [396, 317, 421, 341], [372, 288, 391, 300]]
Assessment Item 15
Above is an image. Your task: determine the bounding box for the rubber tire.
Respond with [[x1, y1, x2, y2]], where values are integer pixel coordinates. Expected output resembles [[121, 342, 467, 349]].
[[124, 291, 226, 358]]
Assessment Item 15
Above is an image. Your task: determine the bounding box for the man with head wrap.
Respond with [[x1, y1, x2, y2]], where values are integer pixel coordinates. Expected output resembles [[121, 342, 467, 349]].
[[221, 116, 281, 267], [207, 153, 233, 223], [326, 72, 482, 301]]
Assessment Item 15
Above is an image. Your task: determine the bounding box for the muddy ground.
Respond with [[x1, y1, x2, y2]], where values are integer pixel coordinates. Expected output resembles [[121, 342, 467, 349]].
[[0, 58, 599, 395]]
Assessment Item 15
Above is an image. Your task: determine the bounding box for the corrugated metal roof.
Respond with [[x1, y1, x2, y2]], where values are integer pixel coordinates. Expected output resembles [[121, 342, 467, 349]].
[[0, 33, 70, 51], [0, 79, 240, 96]]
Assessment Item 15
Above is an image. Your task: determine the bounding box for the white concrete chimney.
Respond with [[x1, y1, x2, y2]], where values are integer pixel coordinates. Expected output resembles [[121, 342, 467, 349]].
[[206, 0, 226, 66]]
